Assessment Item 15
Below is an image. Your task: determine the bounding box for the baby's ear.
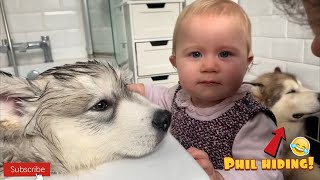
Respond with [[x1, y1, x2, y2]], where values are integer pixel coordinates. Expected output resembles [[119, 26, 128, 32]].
[[169, 55, 176, 67], [0, 71, 41, 135], [247, 50, 254, 65]]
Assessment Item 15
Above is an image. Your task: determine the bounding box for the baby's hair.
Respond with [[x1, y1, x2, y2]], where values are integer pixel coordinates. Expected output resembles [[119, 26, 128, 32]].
[[172, 0, 252, 56]]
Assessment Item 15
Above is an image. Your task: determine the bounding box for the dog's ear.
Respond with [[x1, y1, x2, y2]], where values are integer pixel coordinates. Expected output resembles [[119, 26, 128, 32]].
[[245, 82, 268, 105], [0, 71, 41, 98], [0, 71, 41, 135], [119, 62, 133, 84], [274, 67, 282, 74]]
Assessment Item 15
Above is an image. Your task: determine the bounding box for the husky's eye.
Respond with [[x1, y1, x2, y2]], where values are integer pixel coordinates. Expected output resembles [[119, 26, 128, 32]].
[[287, 89, 296, 94], [92, 100, 109, 111]]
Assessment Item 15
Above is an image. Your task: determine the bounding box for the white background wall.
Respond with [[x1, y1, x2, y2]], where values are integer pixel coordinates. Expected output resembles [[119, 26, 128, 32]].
[[1, 0, 319, 92], [0, 0, 87, 67], [239, 0, 320, 91]]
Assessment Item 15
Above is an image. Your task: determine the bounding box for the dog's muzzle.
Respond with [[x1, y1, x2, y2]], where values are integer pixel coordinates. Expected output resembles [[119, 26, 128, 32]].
[[292, 93, 320, 119], [152, 110, 171, 132]]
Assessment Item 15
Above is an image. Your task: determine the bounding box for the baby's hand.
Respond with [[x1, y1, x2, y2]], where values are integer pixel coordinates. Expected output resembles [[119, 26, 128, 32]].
[[187, 147, 224, 180], [127, 83, 145, 96]]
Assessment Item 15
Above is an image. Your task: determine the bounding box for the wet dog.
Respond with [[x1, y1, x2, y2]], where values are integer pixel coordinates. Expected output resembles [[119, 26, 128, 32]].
[[0, 61, 171, 175], [250, 67, 320, 180]]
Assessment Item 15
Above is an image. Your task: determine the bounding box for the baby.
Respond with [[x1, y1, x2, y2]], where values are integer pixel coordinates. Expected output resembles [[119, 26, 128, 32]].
[[130, 0, 283, 179]]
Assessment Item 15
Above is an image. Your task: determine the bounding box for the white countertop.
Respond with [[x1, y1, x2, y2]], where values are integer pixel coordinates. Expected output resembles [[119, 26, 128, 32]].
[[6, 134, 209, 180]]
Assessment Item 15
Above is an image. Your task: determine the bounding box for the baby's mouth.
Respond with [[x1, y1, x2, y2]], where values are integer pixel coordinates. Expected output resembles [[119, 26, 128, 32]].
[[198, 81, 220, 85]]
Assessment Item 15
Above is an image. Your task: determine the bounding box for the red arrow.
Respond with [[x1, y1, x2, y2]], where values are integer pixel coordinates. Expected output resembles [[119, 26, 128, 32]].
[[264, 127, 286, 158]]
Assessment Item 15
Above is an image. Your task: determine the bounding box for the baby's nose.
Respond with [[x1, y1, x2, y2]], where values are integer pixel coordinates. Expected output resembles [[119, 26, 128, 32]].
[[201, 58, 219, 72]]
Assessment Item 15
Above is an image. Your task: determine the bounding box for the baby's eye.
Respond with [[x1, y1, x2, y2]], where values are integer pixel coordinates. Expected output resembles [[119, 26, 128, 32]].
[[190, 51, 202, 58], [218, 51, 231, 58]]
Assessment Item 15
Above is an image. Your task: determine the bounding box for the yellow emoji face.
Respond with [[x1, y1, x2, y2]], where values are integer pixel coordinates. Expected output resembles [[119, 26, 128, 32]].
[[290, 137, 310, 156]]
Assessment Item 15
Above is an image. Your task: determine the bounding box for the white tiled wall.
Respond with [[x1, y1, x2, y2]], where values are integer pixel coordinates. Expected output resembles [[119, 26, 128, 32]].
[[240, 0, 320, 91], [1, 0, 319, 91], [0, 0, 87, 67]]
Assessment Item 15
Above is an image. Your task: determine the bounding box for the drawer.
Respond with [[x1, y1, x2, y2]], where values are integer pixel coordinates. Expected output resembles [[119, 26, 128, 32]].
[[131, 2, 180, 39], [137, 74, 178, 88], [136, 40, 175, 76]]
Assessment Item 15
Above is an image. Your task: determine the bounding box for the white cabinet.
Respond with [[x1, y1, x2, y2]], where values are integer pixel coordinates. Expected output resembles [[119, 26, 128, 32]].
[[110, 0, 183, 86], [185, 0, 238, 5], [138, 74, 179, 88], [136, 40, 175, 76], [131, 3, 180, 39]]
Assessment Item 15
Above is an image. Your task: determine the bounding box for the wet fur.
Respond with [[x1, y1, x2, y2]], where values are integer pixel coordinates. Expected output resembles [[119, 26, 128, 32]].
[[250, 67, 320, 180], [0, 61, 168, 175]]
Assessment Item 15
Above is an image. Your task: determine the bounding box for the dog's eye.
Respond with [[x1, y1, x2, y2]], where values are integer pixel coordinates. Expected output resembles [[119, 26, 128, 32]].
[[92, 100, 109, 111], [287, 89, 296, 94]]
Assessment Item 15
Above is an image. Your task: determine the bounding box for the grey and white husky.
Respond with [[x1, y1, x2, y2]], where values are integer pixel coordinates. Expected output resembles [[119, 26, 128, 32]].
[[250, 67, 320, 180], [0, 61, 171, 174]]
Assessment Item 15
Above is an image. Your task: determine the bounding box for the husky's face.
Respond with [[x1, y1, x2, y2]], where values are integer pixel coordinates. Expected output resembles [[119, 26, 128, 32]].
[[251, 67, 320, 122], [0, 61, 171, 173]]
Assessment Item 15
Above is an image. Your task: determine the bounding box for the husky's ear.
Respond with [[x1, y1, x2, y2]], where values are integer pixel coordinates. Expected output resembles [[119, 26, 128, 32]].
[[246, 82, 267, 105], [0, 71, 41, 97], [248, 82, 264, 94], [0, 71, 41, 134], [274, 67, 282, 74], [119, 62, 133, 84]]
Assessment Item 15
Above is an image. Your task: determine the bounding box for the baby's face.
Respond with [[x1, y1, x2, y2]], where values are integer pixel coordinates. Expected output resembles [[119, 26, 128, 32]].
[[172, 15, 252, 107]]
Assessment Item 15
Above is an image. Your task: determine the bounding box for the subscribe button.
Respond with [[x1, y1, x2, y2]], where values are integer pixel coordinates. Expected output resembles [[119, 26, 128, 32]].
[[3, 162, 50, 177]]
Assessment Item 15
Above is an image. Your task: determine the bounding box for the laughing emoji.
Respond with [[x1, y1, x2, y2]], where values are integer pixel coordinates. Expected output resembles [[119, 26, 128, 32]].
[[290, 137, 310, 156]]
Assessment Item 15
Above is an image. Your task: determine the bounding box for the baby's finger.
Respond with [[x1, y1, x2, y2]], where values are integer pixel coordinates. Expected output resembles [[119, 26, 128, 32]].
[[196, 158, 214, 176], [127, 84, 145, 96], [187, 147, 209, 160]]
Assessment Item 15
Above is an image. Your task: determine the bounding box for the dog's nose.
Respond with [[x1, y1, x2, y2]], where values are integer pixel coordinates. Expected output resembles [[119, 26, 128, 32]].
[[318, 93, 320, 102], [152, 110, 171, 132]]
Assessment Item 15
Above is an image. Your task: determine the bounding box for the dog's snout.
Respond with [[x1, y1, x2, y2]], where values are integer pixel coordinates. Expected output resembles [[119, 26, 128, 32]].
[[152, 110, 171, 132]]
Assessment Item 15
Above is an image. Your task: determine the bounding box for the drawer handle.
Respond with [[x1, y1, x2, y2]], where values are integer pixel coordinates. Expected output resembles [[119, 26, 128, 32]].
[[146, 3, 166, 9], [151, 75, 169, 81], [150, 41, 168, 46]]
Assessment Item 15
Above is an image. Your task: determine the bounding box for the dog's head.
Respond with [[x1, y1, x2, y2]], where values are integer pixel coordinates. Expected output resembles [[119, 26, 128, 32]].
[[0, 61, 171, 172], [250, 67, 320, 122]]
